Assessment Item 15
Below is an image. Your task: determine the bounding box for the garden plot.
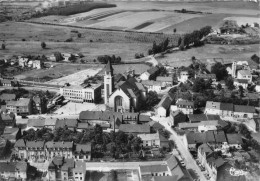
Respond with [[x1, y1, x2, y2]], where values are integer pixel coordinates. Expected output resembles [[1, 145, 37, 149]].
[[224, 17, 260, 26], [87, 11, 171, 30], [46, 67, 102, 86]]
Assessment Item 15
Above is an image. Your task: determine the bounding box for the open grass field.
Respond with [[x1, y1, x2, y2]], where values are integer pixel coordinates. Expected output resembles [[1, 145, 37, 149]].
[[29, 1, 259, 34], [13, 63, 100, 80], [155, 44, 259, 67]]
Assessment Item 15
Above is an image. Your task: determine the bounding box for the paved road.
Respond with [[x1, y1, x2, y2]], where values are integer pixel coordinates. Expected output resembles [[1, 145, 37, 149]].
[[85, 161, 165, 171], [152, 116, 207, 181]]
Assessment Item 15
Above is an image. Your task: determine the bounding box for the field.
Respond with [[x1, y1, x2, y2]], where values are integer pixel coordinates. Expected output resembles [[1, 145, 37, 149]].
[[13, 63, 100, 81], [224, 17, 260, 26], [28, 1, 259, 34], [155, 44, 260, 67], [46, 67, 102, 85]]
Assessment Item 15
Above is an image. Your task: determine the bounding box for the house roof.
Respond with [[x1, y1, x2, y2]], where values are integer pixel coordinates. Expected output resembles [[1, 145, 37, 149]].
[[44, 118, 57, 126], [140, 164, 168, 173], [157, 96, 172, 110], [147, 66, 159, 75], [6, 98, 31, 107], [27, 119, 45, 128], [55, 119, 77, 129], [220, 103, 233, 111], [139, 115, 152, 122], [26, 141, 44, 148], [77, 123, 93, 129], [147, 121, 164, 130], [205, 101, 221, 110], [142, 80, 161, 86], [75, 143, 91, 153], [198, 143, 213, 156], [0, 93, 16, 101], [16, 161, 28, 172], [188, 114, 208, 123], [119, 124, 150, 133], [79, 111, 121, 122], [14, 139, 26, 148], [207, 156, 225, 168], [73, 161, 86, 172], [1, 113, 15, 121], [234, 79, 248, 84], [0, 162, 16, 172], [213, 131, 227, 143], [238, 69, 251, 76], [234, 105, 255, 113], [226, 134, 243, 145], [176, 100, 194, 107], [1, 79, 12, 84], [45, 141, 73, 149], [196, 74, 216, 79], [156, 76, 173, 82], [3, 127, 18, 135], [138, 132, 168, 142]]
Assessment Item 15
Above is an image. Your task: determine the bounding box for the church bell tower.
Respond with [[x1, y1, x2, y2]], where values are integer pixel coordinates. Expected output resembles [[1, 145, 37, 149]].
[[104, 60, 114, 104]]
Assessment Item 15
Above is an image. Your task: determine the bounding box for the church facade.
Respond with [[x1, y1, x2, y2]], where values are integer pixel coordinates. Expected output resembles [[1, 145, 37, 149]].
[[104, 61, 147, 112]]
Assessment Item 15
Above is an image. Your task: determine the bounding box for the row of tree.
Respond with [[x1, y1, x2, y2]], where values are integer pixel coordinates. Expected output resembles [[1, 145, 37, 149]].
[[148, 38, 169, 55], [97, 55, 121, 64]]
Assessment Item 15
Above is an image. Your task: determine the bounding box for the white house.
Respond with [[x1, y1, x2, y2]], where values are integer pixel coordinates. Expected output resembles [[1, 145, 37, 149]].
[[176, 99, 194, 115], [255, 84, 260, 93], [32, 60, 42, 69], [73, 161, 86, 181], [142, 80, 161, 92], [137, 132, 169, 148], [139, 72, 150, 81], [18, 58, 29, 67], [234, 79, 248, 89], [178, 71, 189, 83], [237, 69, 252, 83], [204, 101, 221, 115], [156, 93, 174, 117], [233, 105, 255, 119]]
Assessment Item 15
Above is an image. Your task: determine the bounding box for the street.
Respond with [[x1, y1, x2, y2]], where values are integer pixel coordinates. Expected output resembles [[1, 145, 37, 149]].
[[152, 116, 207, 181], [84, 161, 165, 171]]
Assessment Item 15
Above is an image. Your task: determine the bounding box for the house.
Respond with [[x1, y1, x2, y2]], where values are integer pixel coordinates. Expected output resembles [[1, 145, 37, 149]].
[[74, 143, 91, 161], [176, 99, 194, 115], [138, 132, 169, 148], [60, 83, 102, 103], [156, 96, 172, 117], [233, 105, 255, 119], [237, 69, 252, 83], [18, 58, 29, 67], [73, 161, 86, 181], [255, 84, 260, 93], [55, 119, 78, 130], [139, 115, 152, 124], [45, 142, 73, 160], [139, 164, 171, 178], [169, 110, 187, 127], [47, 157, 74, 181], [188, 114, 221, 123], [234, 79, 248, 89], [195, 74, 216, 82], [139, 66, 159, 81], [197, 143, 225, 181], [0, 93, 16, 102], [27, 118, 45, 129], [205, 101, 222, 115], [226, 134, 243, 149], [1, 112, 16, 127], [26, 141, 45, 162], [119, 124, 150, 135], [219, 103, 233, 117], [142, 80, 162, 92], [44, 118, 57, 130], [33, 96, 47, 114], [156, 76, 173, 87], [0, 161, 28, 180], [1, 79, 14, 87], [6, 98, 33, 116], [179, 121, 219, 132], [32, 60, 42, 69], [14, 139, 27, 160], [2, 127, 19, 143], [177, 71, 189, 83], [77, 123, 93, 132]]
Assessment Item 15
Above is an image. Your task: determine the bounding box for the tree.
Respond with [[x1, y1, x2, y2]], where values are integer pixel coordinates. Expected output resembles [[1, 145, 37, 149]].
[[107, 170, 118, 181], [192, 78, 206, 93], [77, 33, 82, 38], [41, 42, 46, 49], [54, 52, 63, 61], [178, 37, 182, 47], [1, 43, 5, 50], [211, 62, 228, 81], [16, 128, 22, 140], [238, 86, 244, 98], [173, 28, 176, 33], [217, 83, 222, 91], [143, 91, 160, 110], [225, 76, 235, 90]]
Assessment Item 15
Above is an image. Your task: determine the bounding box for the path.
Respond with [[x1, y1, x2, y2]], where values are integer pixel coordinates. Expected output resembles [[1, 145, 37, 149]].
[[85, 161, 165, 171], [152, 116, 207, 181]]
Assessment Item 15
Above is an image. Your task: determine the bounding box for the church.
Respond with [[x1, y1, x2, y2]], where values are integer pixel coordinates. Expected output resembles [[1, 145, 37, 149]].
[[104, 60, 147, 112]]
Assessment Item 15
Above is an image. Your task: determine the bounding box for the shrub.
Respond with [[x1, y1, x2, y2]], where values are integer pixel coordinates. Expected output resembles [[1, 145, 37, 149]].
[[65, 38, 73, 42]]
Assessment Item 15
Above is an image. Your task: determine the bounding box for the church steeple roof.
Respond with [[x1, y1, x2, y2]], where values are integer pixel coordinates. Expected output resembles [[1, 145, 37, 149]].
[[105, 60, 113, 74]]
